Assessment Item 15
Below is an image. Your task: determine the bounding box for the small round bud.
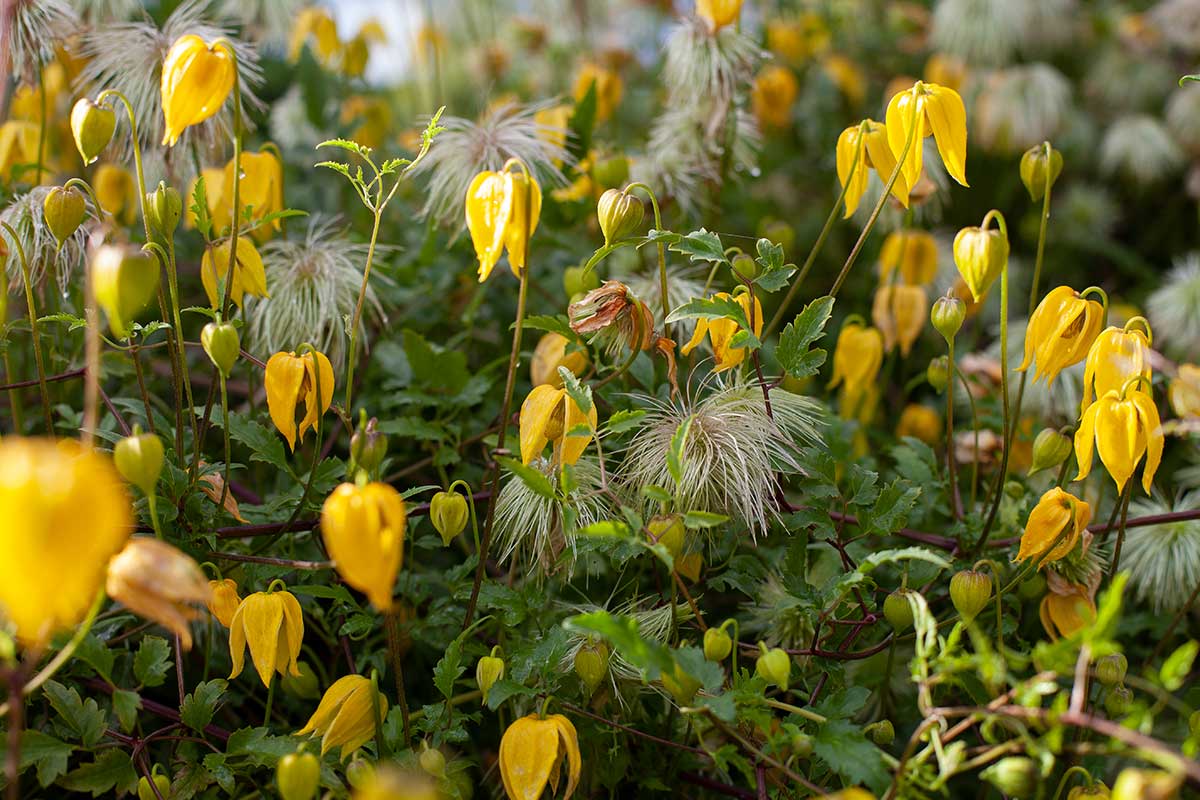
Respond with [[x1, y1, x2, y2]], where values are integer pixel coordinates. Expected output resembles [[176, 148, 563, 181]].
[[563, 265, 601, 298], [591, 154, 630, 189], [574, 641, 610, 698], [1029, 428, 1072, 475], [430, 489, 470, 546], [950, 569, 992, 623], [597, 188, 645, 246], [1018, 572, 1046, 602], [1095, 653, 1127, 686], [953, 222, 1009, 303], [145, 181, 182, 239], [348, 416, 388, 479], [200, 321, 240, 379], [754, 644, 790, 690], [43, 186, 87, 248], [731, 252, 759, 280], [981, 756, 1040, 799], [281, 661, 320, 699], [418, 742, 447, 778], [1105, 684, 1133, 717], [703, 622, 733, 662], [1019, 144, 1063, 202], [90, 244, 160, 339], [646, 513, 685, 560], [276, 751, 320, 800], [789, 732, 813, 759], [137, 772, 170, 800], [757, 218, 795, 255], [476, 648, 505, 704], [865, 719, 895, 745], [661, 661, 701, 705], [926, 356, 949, 393], [931, 294, 966, 342], [113, 428, 165, 497], [883, 589, 916, 631], [345, 758, 374, 789], [70, 98, 116, 165], [1111, 768, 1182, 800]]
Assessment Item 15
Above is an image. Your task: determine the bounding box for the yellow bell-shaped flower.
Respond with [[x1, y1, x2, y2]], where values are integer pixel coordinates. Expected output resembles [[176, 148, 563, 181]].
[[1074, 379, 1163, 495], [1015, 487, 1092, 566], [519, 384, 598, 466], [201, 237, 269, 309], [696, 0, 744, 32], [0, 121, 39, 185], [952, 217, 1008, 302], [94, 162, 137, 225], [288, 8, 341, 68], [895, 403, 942, 445], [828, 321, 884, 398], [885, 81, 969, 189], [0, 438, 132, 645], [465, 165, 542, 282], [1017, 286, 1106, 384], [836, 120, 910, 217], [106, 538, 212, 649], [320, 482, 406, 611], [499, 713, 582, 800], [160, 34, 236, 147], [531, 332, 589, 388], [879, 230, 937, 285], [1080, 321, 1153, 416], [573, 62, 624, 123], [1169, 364, 1200, 420], [229, 587, 305, 687], [207, 578, 241, 628], [214, 149, 285, 242], [752, 65, 799, 130], [265, 349, 334, 452], [296, 674, 386, 759], [680, 291, 764, 372], [1039, 574, 1097, 640], [871, 284, 927, 357]]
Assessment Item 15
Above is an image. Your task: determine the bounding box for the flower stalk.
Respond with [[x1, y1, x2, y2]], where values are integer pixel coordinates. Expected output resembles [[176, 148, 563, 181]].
[[0, 223, 51, 432]]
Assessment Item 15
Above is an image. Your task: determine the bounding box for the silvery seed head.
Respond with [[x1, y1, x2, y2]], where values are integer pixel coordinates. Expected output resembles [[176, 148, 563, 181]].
[[1121, 491, 1200, 613]]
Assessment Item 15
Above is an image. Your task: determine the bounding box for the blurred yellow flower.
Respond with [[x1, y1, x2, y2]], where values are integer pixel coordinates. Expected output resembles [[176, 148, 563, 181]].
[[924, 53, 967, 93], [531, 332, 589, 387], [752, 65, 799, 129], [1169, 364, 1200, 419], [696, 0, 743, 32], [265, 349, 334, 452], [680, 291, 763, 372], [229, 587, 305, 687], [821, 54, 866, 107], [1075, 381, 1163, 495], [0, 438, 131, 645], [465, 166, 541, 282], [573, 62, 623, 123], [1039, 575, 1096, 640], [836, 120, 909, 217], [534, 104, 572, 162], [340, 95, 392, 151], [201, 237, 269, 309], [351, 766, 437, 800], [766, 14, 830, 64], [895, 404, 941, 445], [214, 149, 284, 242], [829, 321, 884, 398], [289, 7, 341, 68], [94, 162, 137, 225], [160, 34, 236, 147], [1017, 286, 1105, 384], [879, 230, 937, 285], [872, 284, 927, 357], [885, 81, 969, 189], [321, 482, 406, 610], [185, 166, 224, 229], [0, 121, 39, 184], [1080, 323, 1153, 416], [296, 674, 385, 758], [519, 384, 598, 465], [106, 538, 211, 649], [1016, 487, 1092, 566], [207, 578, 241, 628], [499, 713, 582, 800]]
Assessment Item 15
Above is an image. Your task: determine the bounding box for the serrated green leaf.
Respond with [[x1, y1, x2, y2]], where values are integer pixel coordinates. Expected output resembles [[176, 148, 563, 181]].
[[0, 730, 72, 787], [111, 689, 141, 733], [43, 680, 105, 747], [812, 719, 889, 792], [57, 750, 137, 797], [133, 635, 171, 688], [607, 409, 647, 434], [776, 296, 834, 379], [683, 510, 728, 529], [180, 679, 226, 733], [667, 229, 727, 265]]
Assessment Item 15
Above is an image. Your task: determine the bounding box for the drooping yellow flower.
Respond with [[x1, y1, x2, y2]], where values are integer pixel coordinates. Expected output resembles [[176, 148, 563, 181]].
[[1016, 488, 1092, 566], [340, 95, 393, 151], [214, 149, 284, 241], [828, 321, 884, 398], [534, 104, 572, 163], [531, 332, 589, 387], [0, 121, 39, 184], [1075, 380, 1163, 494], [752, 65, 799, 129], [1017, 286, 1106, 384], [160, 34, 236, 147], [573, 62, 623, 123], [499, 713, 582, 800], [201, 237, 270, 309], [519, 385, 598, 466], [229, 587, 305, 687], [924, 53, 967, 93], [106, 538, 212, 649], [1080, 323, 1153, 416], [0, 438, 132, 645], [185, 166, 224, 229], [351, 767, 437, 800], [766, 14, 830, 65], [836, 120, 910, 217], [952, 218, 1008, 302], [895, 404, 942, 445], [879, 230, 937, 285], [1039, 574, 1097, 640], [696, 0, 743, 32], [680, 291, 764, 372], [871, 284, 927, 357], [821, 54, 866, 107], [265, 349, 334, 451], [296, 675, 386, 759], [885, 81, 969, 189], [321, 482, 406, 611], [94, 162, 137, 225], [1169, 364, 1200, 419], [288, 8, 341, 67], [207, 578, 241, 627], [465, 166, 542, 282]]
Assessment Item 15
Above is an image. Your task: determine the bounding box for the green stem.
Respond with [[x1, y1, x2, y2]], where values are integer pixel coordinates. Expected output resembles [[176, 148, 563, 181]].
[[1108, 486, 1132, 578], [1050, 766, 1093, 800], [369, 669, 391, 759], [625, 182, 669, 322], [762, 698, 826, 724], [946, 338, 961, 519], [957, 369, 981, 509], [3, 352, 24, 432], [147, 492, 164, 539], [345, 208, 382, 416], [263, 676, 275, 726], [1, 223, 52, 432], [384, 609, 412, 745], [218, 374, 232, 512], [164, 237, 197, 450]]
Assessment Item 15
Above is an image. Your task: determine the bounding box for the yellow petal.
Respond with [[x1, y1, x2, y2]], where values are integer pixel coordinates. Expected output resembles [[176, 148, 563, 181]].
[[265, 352, 305, 451], [500, 715, 558, 800], [1073, 398, 1101, 484], [558, 395, 598, 466], [680, 317, 710, 357], [836, 126, 869, 218], [297, 673, 358, 737], [1131, 391, 1163, 494], [885, 87, 926, 191], [864, 121, 909, 207], [551, 715, 582, 799], [504, 170, 542, 276], [322, 677, 383, 758], [278, 590, 305, 677], [160, 35, 235, 147], [924, 84, 968, 186], [241, 592, 284, 688], [1096, 395, 1138, 493], [227, 600, 248, 679], [519, 385, 564, 464], [466, 171, 512, 283]]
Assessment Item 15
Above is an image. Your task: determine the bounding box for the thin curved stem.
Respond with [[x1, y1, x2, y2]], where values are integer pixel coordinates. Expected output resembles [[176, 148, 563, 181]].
[[1108, 486, 1132, 578], [345, 207, 382, 416], [946, 339, 961, 519], [625, 182, 668, 322], [218, 374, 232, 511], [1, 223, 52, 432]]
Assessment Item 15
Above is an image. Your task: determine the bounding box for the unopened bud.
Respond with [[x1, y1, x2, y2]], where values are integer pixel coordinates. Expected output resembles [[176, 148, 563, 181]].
[[348, 415, 388, 479], [44, 186, 87, 248], [883, 589, 916, 631], [476, 647, 505, 704], [866, 719, 895, 745], [430, 489, 470, 546], [1019, 144, 1063, 202], [276, 750, 320, 800], [758, 218, 795, 256], [646, 514, 685, 560], [592, 154, 630, 189], [418, 742, 446, 778], [1111, 768, 1181, 800], [91, 244, 160, 339], [113, 428, 164, 497], [953, 221, 1009, 302], [575, 641, 610, 697], [950, 569, 992, 622], [597, 188, 644, 246], [1105, 684, 1133, 716], [200, 321, 240, 378], [145, 181, 182, 239], [70, 98, 116, 165], [731, 252, 759, 280], [1029, 428, 1072, 475], [703, 622, 733, 662], [137, 772, 170, 800], [981, 757, 1040, 799], [1095, 653, 1127, 686], [755, 643, 790, 690], [926, 356, 949, 393], [931, 294, 966, 342]]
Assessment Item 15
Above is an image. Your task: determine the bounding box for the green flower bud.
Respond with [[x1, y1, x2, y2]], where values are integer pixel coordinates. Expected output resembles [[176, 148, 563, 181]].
[[646, 513, 685, 560], [563, 265, 601, 298], [281, 661, 320, 699], [70, 98, 116, 166], [789, 732, 813, 759], [1111, 768, 1181, 800], [348, 415, 388, 479], [1019, 144, 1063, 202], [926, 356, 949, 393], [981, 757, 1040, 800], [865, 719, 895, 745], [145, 181, 182, 239], [731, 252, 759, 280], [345, 758, 374, 789], [1018, 572, 1046, 602], [757, 218, 795, 256], [137, 771, 170, 800], [200, 321, 240, 379], [277, 750, 320, 800], [91, 244, 160, 340], [1095, 653, 1127, 687], [574, 641, 609, 698], [113, 428, 165, 497], [953, 221, 1009, 302], [476, 647, 505, 704], [43, 186, 87, 249], [661, 660, 701, 705], [597, 188, 644, 246], [419, 742, 447, 778], [430, 489, 470, 547], [703, 622, 733, 662], [592, 154, 630, 189], [1105, 684, 1133, 716], [755, 643, 790, 690], [930, 294, 966, 342], [1029, 428, 1072, 475], [950, 569, 992, 623], [883, 589, 916, 631]]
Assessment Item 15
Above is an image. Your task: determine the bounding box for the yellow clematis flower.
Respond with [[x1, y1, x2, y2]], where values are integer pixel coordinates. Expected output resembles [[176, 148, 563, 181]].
[[465, 165, 542, 282], [752, 65, 799, 130], [573, 62, 623, 123], [828, 321, 884, 398], [1074, 379, 1163, 495], [1039, 573, 1097, 640], [160, 34, 236, 147], [1017, 286, 1106, 384], [207, 578, 241, 628], [265, 349, 334, 452], [696, 0, 743, 32], [296, 674, 386, 759], [320, 482, 406, 611], [924, 53, 967, 93], [229, 587, 305, 687], [201, 237, 270, 309], [766, 14, 830, 64], [895, 403, 942, 445], [879, 230, 937, 285], [885, 81, 969, 190], [952, 215, 1008, 303], [519, 385, 598, 466], [288, 8, 341, 67], [836, 120, 910, 218], [1169, 364, 1200, 420], [213, 149, 285, 242], [0, 120, 39, 184], [94, 162, 137, 225], [0, 438, 132, 645], [531, 332, 589, 388], [534, 104, 572, 163], [680, 291, 764, 372], [106, 538, 212, 650], [1080, 321, 1153, 416], [499, 713, 582, 800], [821, 54, 866, 107], [871, 284, 927, 357], [1015, 487, 1092, 566]]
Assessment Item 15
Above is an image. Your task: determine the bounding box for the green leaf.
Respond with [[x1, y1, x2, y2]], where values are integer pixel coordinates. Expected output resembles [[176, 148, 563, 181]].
[[0, 730, 72, 787], [71, 633, 115, 683], [666, 229, 727, 265], [559, 367, 593, 415], [857, 546, 951, 574], [567, 81, 596, 162], [857, 479, 921, 535], [751, 238, 795, 293], [485, 679, 538, 711], [522, 314, 581, 343], [433, 631, 469, 701], [776, 296, 834, 379], [576, 520, 632, 537], [111, 689, 141, 733], [667, 415, 693, 487], [191, 175, 213, 239], [665, 295, 762, 353], [57, 749, 137, 797], [43, 680, 106, 747], [133, 635, 172, 688], [607, 409, 647, 434], [225, 727, 297, 768], [180, 679, 227, 733], [812, 719, 889, 792], [226, 413, 291, 474], [683, 510, 729, 529], [498, 456, 557, 500], [39, 312, 88, 331], [403, 329, 470, 395], [1161, 640, 1198, 691], [563, 611, 674, 679]]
